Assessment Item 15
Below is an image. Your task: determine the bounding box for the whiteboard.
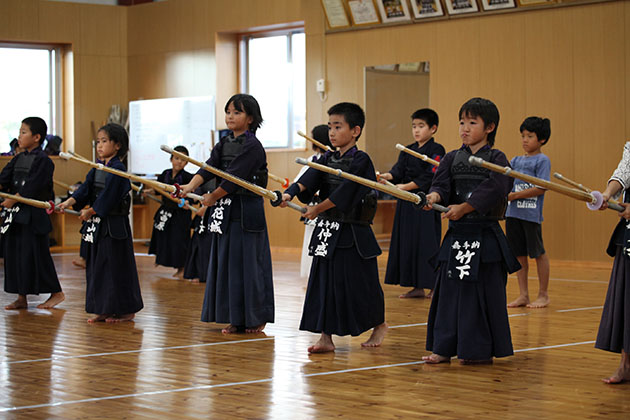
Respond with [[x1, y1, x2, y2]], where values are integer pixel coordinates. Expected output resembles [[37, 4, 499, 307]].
[[129, 96, 215, 175]]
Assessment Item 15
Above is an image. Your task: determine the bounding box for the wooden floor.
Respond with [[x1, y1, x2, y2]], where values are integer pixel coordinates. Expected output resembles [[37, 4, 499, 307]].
[[1, 245, 629, 419]]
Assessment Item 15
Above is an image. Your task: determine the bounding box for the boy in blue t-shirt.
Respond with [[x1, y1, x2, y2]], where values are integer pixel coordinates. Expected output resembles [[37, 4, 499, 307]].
[[506, 117, 551, 308]]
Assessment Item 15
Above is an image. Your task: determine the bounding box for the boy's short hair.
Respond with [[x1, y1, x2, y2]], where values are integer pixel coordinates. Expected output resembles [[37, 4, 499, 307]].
[[411, 108, 439, 128], [327, 102, 365, 140], [98, 123, 129, 157], [225, 94, 264, 134], [22, 117, 47, 144], [520, 117, 551, 145], [310, 124, 332, 152], [458, 97, 500, 147], [173, 145, 189, 156]]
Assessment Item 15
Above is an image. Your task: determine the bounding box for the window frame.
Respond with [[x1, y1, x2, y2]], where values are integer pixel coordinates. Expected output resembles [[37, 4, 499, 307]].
[[238, 28, 306, 150], [0, 42, 64, 143]]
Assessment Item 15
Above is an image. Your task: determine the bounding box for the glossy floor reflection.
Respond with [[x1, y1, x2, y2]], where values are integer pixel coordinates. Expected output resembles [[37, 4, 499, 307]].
[[0, 247, 628, 419]]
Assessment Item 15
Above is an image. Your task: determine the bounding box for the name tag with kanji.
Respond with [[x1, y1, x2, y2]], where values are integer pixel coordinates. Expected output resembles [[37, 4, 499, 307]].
[[153, 209, 173, 231], [447, 236, 482, 282], [82, 216, 102, 243], [0, 205, 20, 235], [308, 217, 342, 259], [622, 219, 630, 259], [208, 197, 232, 235]]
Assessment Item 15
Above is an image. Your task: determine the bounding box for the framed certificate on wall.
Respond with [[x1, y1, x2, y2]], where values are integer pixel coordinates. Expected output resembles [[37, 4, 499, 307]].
[[516, 0, 555, 5], [346, 0, 381, 26], [375, 0, 412, 23], [444, 0, 479, 15], [321, 0, 351, 28], [480, 0, 515, 10], [410, 0, 445, 18]]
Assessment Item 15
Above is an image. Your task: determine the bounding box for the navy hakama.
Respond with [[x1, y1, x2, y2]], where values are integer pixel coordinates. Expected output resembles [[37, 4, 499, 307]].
[[85, 218, 143, 315], [0, 147, 61, 296], [3, 221, 61, 295], [596, 220, 630, 354], [300, 224, 383, 336], [149, 206, 192, 268], [183, 212, 211, 282], [201, 216, 274, 327], [385, 201, 440, 289], [384, 139, 444, 290], [426, 222, 517, 359]]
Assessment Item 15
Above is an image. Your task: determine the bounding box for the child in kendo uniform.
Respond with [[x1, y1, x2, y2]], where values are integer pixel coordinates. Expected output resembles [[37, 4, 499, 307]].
[[0, 117, 64, 310], [423, 98, 520, 364], [379, 108, 445, 298], [281, 102, 387, 353], [59, 123, 143, 323], [148, 145, 194, 278], [179, 94, 273, 334]]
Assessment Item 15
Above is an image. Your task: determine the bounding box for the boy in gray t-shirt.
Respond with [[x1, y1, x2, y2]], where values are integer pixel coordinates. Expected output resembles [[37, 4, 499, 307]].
[[506, 117, 551, 308]]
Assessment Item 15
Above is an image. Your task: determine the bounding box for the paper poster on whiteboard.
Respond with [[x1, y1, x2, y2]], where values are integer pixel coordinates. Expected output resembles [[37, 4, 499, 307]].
[[129, 96, 215, 175]]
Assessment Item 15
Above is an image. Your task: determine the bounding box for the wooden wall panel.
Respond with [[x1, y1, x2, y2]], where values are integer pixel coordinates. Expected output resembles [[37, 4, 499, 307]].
[[571, 3, 626, 260], [0, 0, 39, 41], [520, 8, 576, 260], [126, 1, 173, 55], [214, 32, 238, 129], [78, 4, 125, 56], [191, 49, 215, 98], [127, 53, 167, 100], [38, 1, 81, 45]]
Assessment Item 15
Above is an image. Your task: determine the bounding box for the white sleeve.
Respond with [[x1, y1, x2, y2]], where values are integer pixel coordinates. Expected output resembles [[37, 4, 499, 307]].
[[609, 142, 630, 198], [293, 153, 319, 183]]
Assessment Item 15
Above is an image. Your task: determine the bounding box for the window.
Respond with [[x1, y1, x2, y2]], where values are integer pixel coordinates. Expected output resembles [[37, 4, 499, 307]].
[[241, 31, 305, 149], [0, 45, 62, 153]]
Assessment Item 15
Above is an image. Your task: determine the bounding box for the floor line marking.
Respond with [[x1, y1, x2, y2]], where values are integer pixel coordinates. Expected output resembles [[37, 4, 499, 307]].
[[506, 276, 608, 284], [513, 340, 595, 352], [1, 311, 541, 365], [556, 306, 604, 313], [3, 337, 274, 365], [388, 322, 427, 329], [0, 339, 596, 413]]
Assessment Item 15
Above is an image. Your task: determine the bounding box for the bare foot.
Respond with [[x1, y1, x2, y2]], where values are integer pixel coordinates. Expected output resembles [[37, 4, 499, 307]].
[[87, 314, 111, 323], [361, 323, 388, 347], [399, 288, 426, 299], [245, 323, 266, 333], [222, 324, 238, 334], [308, 333, 335, 353], [5, 297, 27, 310], [422, 353, 450, 364], [426, 289, 433, 299], [602, 367, 630, 384], [72, 258, 86, 268], [460, 359, 493, 365], [105, 313, 135, 323], [189, 278, 200, 284], [507, 295, 530, 308], [527, 295, 550, 308], [173, 268, 184, 279], [37, 292, 65, 309]]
